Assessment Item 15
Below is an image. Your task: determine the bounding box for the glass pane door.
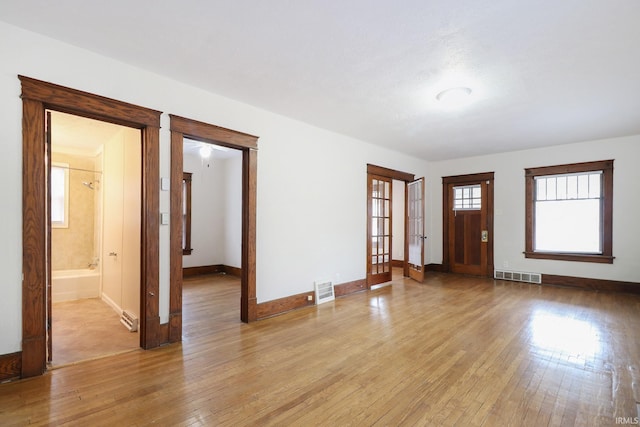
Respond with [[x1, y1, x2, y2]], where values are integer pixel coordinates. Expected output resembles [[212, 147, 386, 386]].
[[367, 174, 392, 286]]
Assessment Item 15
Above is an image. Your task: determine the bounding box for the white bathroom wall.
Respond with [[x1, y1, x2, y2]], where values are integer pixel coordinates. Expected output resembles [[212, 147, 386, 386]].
[[101, 127, 141, 317], [120, 130, 141, 317], [426, 135, 640, 283], [101, 132, 125, 309]]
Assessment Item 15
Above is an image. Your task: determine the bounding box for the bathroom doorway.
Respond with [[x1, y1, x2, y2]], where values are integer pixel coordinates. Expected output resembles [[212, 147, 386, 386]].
[[48, 110, 141, 366]]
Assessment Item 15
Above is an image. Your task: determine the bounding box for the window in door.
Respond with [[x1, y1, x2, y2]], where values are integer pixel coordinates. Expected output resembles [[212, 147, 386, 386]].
[[525, 160, 613, 263]]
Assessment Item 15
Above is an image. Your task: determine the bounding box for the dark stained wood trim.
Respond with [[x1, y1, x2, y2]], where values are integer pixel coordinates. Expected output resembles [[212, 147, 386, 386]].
[[182, 265, 242, 278], [335, 279, 367, 297], [224, 265, 242, 278], [0, 352, 22, 382], [158, 323, 169, 346], [169, 114, 258, 149], [21, 97, 47, 378], [20, 76, 161, 377], [183, 265, 225, 277], [542, 274, 640, 295], [181, 172, 193, 256], [524, 160, 614, 177], [256, 291, 315, 320], [425, 263, 446, 272], [242, 148, 258, 322], [391, 259, 404, 268], [141, 125, 161, 350], [367, 164, 415, 182], [169, 131, 184, 344], [524, 252, 614, 264], [442, 172, 495, 185], [524, 160, 614, 264], [442, 172, 495, 277], [19, 75, 161, 127], [169, 116, 258, 328]]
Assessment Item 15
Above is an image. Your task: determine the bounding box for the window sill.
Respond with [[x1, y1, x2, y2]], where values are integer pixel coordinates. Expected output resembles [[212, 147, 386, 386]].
[[524, 251, 614, 264]]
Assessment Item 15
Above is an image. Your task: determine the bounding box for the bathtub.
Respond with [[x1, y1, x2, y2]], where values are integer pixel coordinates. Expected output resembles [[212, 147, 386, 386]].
[[52, 269, 101, 303]]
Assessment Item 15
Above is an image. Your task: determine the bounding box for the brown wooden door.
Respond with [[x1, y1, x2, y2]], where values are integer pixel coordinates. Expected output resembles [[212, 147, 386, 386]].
[[367, 174, 392, 286], [444, 174, 494, 276], [407, 177, 425, 283]]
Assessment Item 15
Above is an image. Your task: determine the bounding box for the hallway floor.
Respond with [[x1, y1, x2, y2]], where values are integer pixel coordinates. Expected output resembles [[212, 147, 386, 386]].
[[51, 298, 139, 366]]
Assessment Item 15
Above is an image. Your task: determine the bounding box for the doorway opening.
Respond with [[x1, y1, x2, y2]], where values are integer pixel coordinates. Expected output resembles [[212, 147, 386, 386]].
[[181, 139, 243, 324], [48, 111, 142, 366], [20, 76, 161, 378], [169, 115, 258, 342], [366, 164, 425, 288]]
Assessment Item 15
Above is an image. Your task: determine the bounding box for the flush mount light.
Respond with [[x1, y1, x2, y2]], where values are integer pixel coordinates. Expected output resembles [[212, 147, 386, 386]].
[[436, 87, 472, 107], [199, 145, 212, 159]]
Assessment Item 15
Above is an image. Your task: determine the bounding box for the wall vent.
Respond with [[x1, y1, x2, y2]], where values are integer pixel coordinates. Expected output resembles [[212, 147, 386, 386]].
[[120, 310, 138, 332], [315, 281, 335, 305], [494, 269, 541, 285]]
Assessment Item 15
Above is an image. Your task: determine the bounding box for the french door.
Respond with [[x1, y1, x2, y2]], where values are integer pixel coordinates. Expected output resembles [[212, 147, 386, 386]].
[[407, 178, 425, 282], [367, 174, 392, 286]]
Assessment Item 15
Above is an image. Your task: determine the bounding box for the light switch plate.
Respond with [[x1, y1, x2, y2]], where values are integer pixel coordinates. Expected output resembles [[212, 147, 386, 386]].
[[161, 212, 169, 225], [161, 177, 170, 191]]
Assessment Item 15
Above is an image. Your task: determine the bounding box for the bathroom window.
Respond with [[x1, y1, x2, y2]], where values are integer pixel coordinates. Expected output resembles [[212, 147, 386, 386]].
[[51, 163, 69, 228], [183, 172, 193, 255]]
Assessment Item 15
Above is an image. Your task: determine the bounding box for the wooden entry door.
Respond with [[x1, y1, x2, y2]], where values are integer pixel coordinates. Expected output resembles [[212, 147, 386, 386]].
[[407, 178, 425, 282], [443, 173, 494, 276], [367, 174, 392, 286]]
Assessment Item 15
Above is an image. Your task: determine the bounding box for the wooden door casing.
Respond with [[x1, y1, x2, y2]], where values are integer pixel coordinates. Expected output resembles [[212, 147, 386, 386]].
[[20, 76, 161, 378], [442, 172, 494, 277]]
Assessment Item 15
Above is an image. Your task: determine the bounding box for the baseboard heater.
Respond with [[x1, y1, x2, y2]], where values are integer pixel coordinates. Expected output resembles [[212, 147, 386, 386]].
[[120, 310, 139, 332], [494, 269, 542, 285]]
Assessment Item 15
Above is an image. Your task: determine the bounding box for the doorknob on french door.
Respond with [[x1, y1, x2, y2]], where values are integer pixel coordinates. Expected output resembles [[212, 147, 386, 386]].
[[481, 230, 488, 242]]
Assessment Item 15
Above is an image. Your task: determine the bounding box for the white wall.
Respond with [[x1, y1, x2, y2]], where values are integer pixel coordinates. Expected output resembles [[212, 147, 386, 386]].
[[182, 151, 225, 268], [426, 136, 640, 283], [0, 21, 430, 354], [392, 180, 405, 261], [223, 154, 242, 269]]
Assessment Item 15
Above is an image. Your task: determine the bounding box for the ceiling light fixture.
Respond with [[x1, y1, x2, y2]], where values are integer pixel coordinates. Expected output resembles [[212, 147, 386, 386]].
[[199, 145, 212, 159], [436, 87, 472, 107]]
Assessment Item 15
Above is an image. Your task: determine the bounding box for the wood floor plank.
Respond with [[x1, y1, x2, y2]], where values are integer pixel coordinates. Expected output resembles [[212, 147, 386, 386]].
[[1, 270, 640, 426]]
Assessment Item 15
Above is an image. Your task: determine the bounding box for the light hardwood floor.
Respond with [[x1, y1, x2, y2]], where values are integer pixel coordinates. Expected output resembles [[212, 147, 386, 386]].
[[1, 270, 639, 426]]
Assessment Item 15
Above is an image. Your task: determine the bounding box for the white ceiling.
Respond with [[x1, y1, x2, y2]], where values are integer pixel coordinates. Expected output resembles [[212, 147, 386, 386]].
[[4, 1, 640, 161]]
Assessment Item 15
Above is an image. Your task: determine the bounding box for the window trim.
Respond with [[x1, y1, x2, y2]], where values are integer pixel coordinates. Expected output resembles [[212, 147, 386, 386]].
[[182, 172, 193, 255], [524, 160, 614, 264]]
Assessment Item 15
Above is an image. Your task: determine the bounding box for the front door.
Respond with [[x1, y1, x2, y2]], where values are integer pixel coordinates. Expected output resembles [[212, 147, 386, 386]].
[[443, 173, 494, 276], [367, 173, 392, 286], [407, 177, 425, 282]]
